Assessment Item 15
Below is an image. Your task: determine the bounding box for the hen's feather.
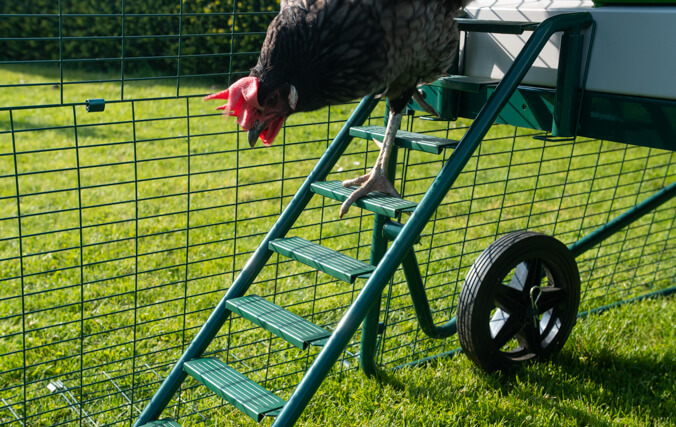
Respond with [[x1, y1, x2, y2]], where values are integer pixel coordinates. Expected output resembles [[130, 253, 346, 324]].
[[252, 0, 465, 113]]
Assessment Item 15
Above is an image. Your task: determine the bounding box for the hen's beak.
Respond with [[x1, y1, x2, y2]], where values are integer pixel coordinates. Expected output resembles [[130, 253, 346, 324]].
[[247, 121, 265, 148]]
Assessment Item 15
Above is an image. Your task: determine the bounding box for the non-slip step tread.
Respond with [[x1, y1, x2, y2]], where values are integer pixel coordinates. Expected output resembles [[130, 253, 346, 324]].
[[269, 236, 374, 283], [455, 18, 539, 34], [226, 295, 331, 350], [138, 420, 181, 427], [350, 125, 459, 154], [431, 75, 500, 93], [311, 180, 417, 217], [184, 358, 285, 422]]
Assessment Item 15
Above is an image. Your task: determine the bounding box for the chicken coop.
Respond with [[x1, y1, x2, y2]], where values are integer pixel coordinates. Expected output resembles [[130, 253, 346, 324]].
[[1, 1, 674, 426]]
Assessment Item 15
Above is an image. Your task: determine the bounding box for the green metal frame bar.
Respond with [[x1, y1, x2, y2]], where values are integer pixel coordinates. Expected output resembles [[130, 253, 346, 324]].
[[400, 249, 457, 339], [273, 12, 594, 426], [456, 87, 676, 151], [134, 95, 380, 426], [577, 91, 676, 151], [568, 181, 676, 258]]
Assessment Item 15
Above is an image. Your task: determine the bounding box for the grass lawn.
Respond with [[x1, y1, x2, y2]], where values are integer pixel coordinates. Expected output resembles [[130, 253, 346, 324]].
[[0, 64, 674, 426], [296, 296, 675, 427]]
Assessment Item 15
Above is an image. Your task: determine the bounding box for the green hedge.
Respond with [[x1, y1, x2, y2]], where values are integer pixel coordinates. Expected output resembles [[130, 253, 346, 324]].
[[0, 0, 278, 79]]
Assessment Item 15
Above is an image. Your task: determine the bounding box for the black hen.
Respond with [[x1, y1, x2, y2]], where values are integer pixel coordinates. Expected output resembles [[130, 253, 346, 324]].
[[206, 0, 466, 216]]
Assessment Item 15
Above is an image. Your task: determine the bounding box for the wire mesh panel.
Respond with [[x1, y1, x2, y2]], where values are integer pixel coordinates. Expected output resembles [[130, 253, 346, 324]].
[[1, 3, 674, 427]]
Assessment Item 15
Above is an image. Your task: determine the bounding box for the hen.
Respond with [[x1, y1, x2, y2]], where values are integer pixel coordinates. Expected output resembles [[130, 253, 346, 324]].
[[206, 0, 466, 217]]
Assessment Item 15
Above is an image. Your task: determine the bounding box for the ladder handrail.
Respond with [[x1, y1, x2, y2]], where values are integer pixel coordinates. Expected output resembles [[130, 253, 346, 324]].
[[273, 12, 594, 426], [134, 95, 380, 426]]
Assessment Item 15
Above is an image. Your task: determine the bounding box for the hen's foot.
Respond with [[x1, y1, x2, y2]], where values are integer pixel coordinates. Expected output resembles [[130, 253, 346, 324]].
[[339, 171, 400, 218]]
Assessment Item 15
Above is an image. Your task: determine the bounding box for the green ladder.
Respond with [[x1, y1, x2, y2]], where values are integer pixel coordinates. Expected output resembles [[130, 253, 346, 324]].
[[135, 13, 594, 427]]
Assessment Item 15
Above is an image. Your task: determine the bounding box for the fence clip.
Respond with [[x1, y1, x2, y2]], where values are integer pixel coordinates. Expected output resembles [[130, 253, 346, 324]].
[[85, 98, 105, 113]]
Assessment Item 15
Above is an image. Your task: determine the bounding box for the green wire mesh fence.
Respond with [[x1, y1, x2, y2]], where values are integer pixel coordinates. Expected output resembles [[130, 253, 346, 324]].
[[1, 3, 674, 427]]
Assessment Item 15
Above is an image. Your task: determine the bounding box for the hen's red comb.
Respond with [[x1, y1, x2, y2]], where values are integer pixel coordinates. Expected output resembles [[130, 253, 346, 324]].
[[203, 89, 228, 101], [204, 77, 262, 134], [204, 77, 261, 114]]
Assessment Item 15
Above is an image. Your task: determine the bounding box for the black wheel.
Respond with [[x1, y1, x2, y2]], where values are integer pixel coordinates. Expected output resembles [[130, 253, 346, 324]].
[[457, 231, 580, 372]]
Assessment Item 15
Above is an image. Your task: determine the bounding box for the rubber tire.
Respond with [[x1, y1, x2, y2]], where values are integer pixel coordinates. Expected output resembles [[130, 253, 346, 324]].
[[457, 231, 580, 372]]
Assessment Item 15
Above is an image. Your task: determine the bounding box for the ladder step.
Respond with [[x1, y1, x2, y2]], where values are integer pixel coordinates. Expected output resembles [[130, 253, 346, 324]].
[[184, 358, 285, 422], [269, 236, 374, 283], [226, 295, 331, 349], [350, 125, 459, 154], [456, 18, 539, 34], [138, 420, 181, 427], [430, 75, 500, 93], [311, 180, 417, 217]]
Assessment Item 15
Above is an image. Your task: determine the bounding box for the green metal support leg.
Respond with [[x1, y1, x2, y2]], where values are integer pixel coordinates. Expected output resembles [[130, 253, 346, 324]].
[[360, 213, 388, 376], [400, 249, 457, 339], [552, 27, 586, 137]]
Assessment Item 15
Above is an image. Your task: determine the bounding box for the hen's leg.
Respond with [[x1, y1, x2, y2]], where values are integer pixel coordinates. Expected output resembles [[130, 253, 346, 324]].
[[340, 108, 402, 218]]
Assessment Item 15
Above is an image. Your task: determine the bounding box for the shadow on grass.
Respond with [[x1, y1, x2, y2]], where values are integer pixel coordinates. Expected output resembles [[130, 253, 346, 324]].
[[395, 346, 674, 424]]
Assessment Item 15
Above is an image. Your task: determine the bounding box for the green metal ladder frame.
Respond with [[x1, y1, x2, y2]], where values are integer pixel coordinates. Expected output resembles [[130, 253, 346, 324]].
[[134, 12, 674, 426]]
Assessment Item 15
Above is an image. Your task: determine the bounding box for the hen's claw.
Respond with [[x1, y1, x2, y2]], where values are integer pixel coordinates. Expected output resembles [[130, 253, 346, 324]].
[[338, 108, 404, 218], [339, 171, 400, 218]]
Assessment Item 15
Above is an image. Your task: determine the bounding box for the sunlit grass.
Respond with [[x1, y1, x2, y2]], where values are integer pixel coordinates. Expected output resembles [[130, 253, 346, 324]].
[[294, 296, 675, 427]]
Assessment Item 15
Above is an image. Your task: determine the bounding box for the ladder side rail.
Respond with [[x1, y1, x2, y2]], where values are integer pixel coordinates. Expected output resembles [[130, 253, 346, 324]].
[[134, 95, 380, 426], [273, 12, 594, 427]]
